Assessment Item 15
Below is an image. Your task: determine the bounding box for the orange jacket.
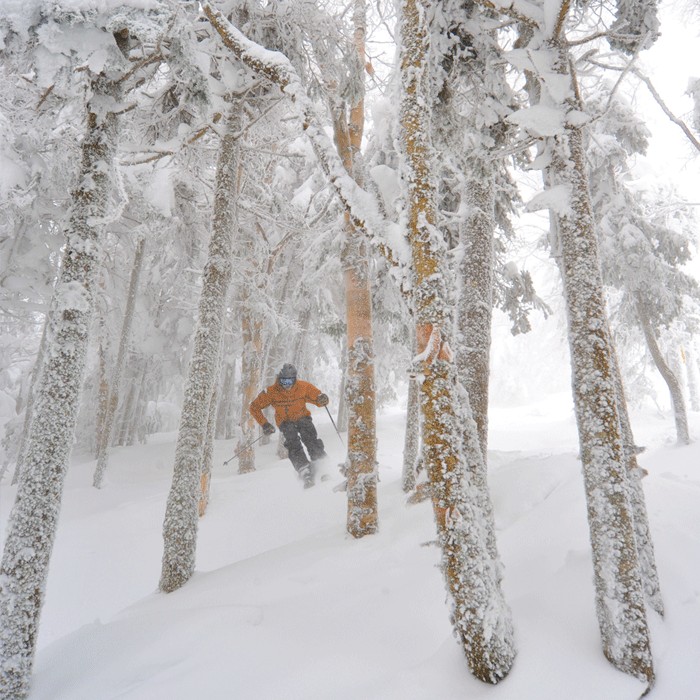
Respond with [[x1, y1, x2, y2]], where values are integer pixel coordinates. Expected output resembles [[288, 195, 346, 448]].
[[250, 379, 325, 427]]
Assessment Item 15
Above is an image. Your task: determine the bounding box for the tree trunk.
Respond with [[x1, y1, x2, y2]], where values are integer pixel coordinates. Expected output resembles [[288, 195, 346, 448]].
[[94, 236, 146, 487], [0, 63, 124, 698], [331, 0, 378, 538], [457, 163, 495, 460], [129, 359, 150, 445], [94, 320, 112, 457], [238, 308, 262, 474], [608, 345, 664, 616], [215, 349, 235, 439], [402, 330, 420, 493], [342, 218, 378, 536], [11, 322, 48, 485], [543, 34, 654, 685], [160, 104, 240, 594], [398, 0, 515, 681], [116, 372, 139, 446], [636, 295, 690, 445], [401, 374, 420, 494], [199, 378, 219, 517], [684, 344, 700, 411], [336, 337, 349, 432]]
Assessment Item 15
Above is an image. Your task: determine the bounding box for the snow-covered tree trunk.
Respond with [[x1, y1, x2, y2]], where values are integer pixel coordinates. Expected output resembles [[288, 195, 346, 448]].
[[94, 323, 112, 456], [456, 162, 495, 462], [11, 323, 48, 485], [117, 361, 144, 446], [199, 380, 219, 517], [608, 343, 664, 616], [402, 374, 420, 493], [215, 350, 236, 439], [542, 33, 654, 685], [342, 218, 378, 536], [685, 345, 700, 412], [336, 337, 349, 432], [94, 235, 146, 487], [330, 0, 378, 538], [159, 104, 240, 594], [238, 307, 262, 474], [0, 61, 125, 698], [402, 330, 420, 493], [398, 0, 515, 681], [636, 295, 690, 445]]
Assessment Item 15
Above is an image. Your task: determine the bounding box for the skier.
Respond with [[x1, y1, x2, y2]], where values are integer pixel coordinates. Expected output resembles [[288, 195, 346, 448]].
[[250, 363, 329, 488]]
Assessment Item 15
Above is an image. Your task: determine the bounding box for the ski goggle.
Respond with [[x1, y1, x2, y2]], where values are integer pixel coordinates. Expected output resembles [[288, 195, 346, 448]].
[[279, 377, 295, 388]]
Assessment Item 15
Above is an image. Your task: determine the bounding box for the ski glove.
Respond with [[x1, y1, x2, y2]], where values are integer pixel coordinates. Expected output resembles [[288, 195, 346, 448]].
[[262, 422, 275, 435], [316, 393, 329, 407]]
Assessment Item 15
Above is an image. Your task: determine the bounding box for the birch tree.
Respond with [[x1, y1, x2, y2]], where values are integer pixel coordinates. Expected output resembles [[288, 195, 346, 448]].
[[328, 0, 378, 537]]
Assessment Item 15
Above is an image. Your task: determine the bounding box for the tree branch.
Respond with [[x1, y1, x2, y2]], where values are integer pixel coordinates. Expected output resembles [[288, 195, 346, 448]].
[[472, 0, 541, 28], [201, 2, 403, 271], [634, 70, 700, 154], [585, 57, 700, 154]]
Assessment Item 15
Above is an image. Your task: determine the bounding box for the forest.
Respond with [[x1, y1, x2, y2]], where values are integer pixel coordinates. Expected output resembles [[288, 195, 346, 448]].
[[1, 1, 700, 698]]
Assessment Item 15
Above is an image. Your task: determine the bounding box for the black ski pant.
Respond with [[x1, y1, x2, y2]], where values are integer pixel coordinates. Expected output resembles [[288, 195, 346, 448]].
[[279, 416, 325, 471]]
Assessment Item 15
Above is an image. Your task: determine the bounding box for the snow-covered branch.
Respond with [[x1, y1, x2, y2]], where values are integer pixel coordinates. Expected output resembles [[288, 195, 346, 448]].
[[202, 3, 405, 271], [634, 70, 700, 154], [586, 57, 700, 154], [472, 0, 543, 28]]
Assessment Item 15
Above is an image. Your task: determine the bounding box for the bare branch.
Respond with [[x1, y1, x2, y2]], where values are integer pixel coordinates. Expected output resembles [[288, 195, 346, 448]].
[[585, 57, 700, 154], [634, 70, 700, 154], [36, 84, 55, 111]]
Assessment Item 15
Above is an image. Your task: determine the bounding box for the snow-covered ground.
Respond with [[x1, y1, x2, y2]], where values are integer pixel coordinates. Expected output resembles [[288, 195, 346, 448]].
[[1, 394, 698, 700]]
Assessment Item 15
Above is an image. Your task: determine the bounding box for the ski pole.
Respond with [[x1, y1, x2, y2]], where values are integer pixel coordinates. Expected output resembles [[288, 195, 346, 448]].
[[325, 406, 344, 446], [223, 434, 264, 466]]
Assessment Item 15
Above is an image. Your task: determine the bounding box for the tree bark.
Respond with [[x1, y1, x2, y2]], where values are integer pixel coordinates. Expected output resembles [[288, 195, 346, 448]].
[[94, 319, 112, 457], [160, 104, 240, 593], [402, 330, 420, 493]]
